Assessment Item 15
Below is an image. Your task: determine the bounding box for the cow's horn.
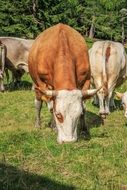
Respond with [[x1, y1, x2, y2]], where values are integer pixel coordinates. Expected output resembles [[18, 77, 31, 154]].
[[82, 86, 102, 96], [42, 90, 58, 97], [115, 92, 123, 100]]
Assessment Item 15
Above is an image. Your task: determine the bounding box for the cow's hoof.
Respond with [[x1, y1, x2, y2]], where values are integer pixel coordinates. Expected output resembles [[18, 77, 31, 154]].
[[0, 86, 5, 92], [101, 114, 106, 119], [0, 90, 4, 93], [99, 112, 106, 119]]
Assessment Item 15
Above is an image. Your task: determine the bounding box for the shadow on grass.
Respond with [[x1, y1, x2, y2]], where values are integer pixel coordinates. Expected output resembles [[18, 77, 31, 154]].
[[0, 163, 75, 190], [78, 111, 103, 141], [83, 111, 110, 139], [92, 98, 122, 112], [5, 80, 32, 91], [86, 110, 102, 129], [114, 99, 122, 110]]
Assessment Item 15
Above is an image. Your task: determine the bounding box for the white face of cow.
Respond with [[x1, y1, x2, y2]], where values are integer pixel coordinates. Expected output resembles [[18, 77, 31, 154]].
[[53, 90, 83, 144]]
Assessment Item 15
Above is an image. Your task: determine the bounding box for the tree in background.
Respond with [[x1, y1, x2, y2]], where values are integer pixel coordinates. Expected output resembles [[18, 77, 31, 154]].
[[0, 0, 126, 42], [120, 8, 127, 43]]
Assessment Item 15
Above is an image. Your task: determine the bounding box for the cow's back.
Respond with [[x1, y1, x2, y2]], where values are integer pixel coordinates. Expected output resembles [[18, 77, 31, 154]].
[[90, 41, 126, 77], [0, 37, 34, 68], [29, 23, 90, 90]]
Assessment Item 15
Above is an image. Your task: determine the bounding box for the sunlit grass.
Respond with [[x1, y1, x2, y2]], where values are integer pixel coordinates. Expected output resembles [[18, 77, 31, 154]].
[[1, 73, 127, 189], [1, 40, 127, 190]]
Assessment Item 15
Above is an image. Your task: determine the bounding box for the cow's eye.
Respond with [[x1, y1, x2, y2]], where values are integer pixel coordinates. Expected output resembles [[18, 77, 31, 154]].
[[55, 113, 64, 123]]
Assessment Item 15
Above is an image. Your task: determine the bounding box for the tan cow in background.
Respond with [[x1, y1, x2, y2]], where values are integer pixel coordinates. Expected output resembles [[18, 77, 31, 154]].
[[0, 37, 34, 85], [89, 40, 127, 118], [28, 23, 100, 144]]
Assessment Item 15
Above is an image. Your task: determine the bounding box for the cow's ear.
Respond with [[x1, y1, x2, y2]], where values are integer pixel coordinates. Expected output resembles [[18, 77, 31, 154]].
[[115, 92, 123, 100]]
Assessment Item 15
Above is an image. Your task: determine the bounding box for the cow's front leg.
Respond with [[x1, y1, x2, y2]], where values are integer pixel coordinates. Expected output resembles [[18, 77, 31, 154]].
[[35, 98, 42, 128], [93, 94, 99, 106], [0, 70, 5, 92], [105, 97, 110, 115], [0, 80, 5, 92]]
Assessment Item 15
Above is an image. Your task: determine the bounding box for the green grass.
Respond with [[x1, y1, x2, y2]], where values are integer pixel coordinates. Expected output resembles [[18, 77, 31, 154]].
[[1, 66, 127, 189]]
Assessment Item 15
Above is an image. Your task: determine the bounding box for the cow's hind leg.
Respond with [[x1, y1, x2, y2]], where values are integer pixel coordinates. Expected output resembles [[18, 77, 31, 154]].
[[35, 98, 42, 128], [93, 94, 99, 106], [110, 97, 116, 109], [109, 92, 116, 110], [0, 80, 5, 92], [97, 92, 105, 115], [105, 81, 116, 113], [105, 90, 115, 114], [105, 97, 110, 115]]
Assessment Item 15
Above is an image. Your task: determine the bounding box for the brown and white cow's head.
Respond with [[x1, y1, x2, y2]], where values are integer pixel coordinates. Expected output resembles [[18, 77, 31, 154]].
[[44, 88, 101, 144]]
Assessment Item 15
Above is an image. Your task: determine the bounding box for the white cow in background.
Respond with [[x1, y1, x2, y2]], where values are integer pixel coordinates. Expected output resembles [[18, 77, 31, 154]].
[[89, 40, 127, 118]]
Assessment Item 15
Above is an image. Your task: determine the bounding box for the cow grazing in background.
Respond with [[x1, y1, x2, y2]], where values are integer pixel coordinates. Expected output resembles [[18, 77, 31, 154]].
[[116, 92, 127, 117], [89, 41, 127, 118], [0, 40, 6, 92], [28, 23, 100, 144], [0, 37, 34, 85]]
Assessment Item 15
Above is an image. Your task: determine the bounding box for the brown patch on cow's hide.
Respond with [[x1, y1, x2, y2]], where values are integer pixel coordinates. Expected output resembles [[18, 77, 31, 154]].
[[105, 46, 111, 63], [41, 95, 50, 102], [55, 113, 64, 123], [103, 81, 108, 97]]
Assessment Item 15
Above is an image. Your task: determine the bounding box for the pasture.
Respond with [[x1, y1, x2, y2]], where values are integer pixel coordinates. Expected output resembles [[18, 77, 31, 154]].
[[1, 57, 127, 189]]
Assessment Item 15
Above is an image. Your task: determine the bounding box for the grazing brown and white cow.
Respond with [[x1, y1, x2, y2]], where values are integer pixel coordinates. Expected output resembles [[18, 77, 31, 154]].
[[0, 37, 34, 84], [89, 40, 127, 118], [0, 40, 6, 92], [28, 23, 99, 144]]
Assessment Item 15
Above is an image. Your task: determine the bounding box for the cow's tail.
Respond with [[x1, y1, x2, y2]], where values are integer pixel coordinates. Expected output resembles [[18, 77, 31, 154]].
[[102, 41, 111, 97]]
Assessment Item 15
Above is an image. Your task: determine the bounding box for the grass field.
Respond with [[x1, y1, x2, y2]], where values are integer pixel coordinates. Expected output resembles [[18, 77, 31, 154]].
[[1, 62, 127, 189]]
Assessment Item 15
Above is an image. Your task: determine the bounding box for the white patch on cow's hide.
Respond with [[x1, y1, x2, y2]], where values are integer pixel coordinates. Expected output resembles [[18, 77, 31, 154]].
[[54, 90, 83, 144]]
